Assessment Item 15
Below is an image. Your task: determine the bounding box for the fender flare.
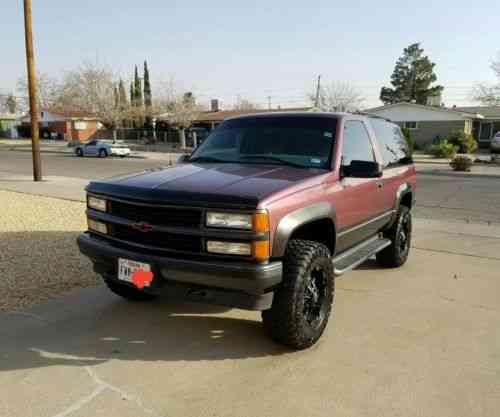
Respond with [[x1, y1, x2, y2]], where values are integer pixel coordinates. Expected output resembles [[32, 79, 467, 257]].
[[272, 202, 337, 258], [387, 182, 414, 228], [394, 182, 414, 211]]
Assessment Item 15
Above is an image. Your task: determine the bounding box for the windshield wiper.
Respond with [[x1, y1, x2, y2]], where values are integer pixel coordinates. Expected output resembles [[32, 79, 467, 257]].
[[189, 156, 231, 163], [240, 154, 307, 168]]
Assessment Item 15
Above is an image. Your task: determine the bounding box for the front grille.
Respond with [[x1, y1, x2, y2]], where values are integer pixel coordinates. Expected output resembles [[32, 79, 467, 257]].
[[109, 200, 202, 228], [111, 224, 202, 253]]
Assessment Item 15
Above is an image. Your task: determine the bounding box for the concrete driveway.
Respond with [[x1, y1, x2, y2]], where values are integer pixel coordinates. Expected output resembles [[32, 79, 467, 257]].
[[1, 219, 500, 417]]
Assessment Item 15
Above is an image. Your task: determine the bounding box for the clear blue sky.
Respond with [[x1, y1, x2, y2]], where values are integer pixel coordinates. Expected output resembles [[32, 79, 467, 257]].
[[2, 0, 499, 108]]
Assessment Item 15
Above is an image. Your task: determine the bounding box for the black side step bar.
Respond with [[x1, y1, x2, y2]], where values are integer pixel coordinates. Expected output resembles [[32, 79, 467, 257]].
[[333, 235, 391, 276]]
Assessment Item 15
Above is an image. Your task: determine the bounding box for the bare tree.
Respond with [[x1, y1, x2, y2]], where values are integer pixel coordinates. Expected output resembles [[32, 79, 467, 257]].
[[5, 94, 17, 114], [308, 81, 365, 112], [56, 61, 121, 127], [472, 53, 500, 106], [0, 94, 19, 114], [155, 79, 201, 148], [17, 72, 59, 109], [167, 97, 200, 148], [153, 75, 178, 111]]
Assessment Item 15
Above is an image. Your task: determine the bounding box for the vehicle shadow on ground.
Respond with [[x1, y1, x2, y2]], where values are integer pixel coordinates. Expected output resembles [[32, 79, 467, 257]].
[[0, 230, 290, 372], [0, 296, 290, 373]]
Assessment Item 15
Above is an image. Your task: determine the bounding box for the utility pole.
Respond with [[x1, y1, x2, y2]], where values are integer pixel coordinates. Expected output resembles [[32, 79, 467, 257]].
[[267, 96, 272, 110], [314, 75, 322, 109], [23, 0, 42, 181]]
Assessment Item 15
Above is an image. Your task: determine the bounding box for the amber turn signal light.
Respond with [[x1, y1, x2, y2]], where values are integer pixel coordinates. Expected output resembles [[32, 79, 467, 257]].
[[253, 211, 270, 233], [252, 240, 270, 261]]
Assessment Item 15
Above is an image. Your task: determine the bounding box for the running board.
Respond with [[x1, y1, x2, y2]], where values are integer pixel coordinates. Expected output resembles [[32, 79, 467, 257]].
[[333, 235, 391, 276]]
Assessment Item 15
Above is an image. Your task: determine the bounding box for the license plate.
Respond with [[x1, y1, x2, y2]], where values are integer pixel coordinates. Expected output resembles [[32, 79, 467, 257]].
[[118, 258, 151, 284]]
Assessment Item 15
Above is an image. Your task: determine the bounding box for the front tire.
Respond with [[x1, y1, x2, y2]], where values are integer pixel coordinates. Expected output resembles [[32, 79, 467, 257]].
[[99, 149, 108, 158], [105, 279, 157, 302], [262, 239, 334, 350], [376, 205, 412, 267], [76, 148, 83, 157]]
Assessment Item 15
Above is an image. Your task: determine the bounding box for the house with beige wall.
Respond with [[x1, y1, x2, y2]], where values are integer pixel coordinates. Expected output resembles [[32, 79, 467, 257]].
[[365, 102, 483, 147]]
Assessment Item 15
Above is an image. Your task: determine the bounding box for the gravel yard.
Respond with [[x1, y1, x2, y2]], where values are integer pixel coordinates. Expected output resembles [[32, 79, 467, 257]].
[[0, 190, 100, 312]]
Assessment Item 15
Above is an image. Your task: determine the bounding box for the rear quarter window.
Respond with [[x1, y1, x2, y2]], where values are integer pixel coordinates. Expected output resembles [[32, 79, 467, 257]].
[[370, 119, 412, 168]]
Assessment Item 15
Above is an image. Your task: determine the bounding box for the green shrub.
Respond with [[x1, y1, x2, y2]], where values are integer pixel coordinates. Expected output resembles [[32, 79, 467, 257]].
[[428, 139, 459, 158], [450, 154, 473, 171], [447, 130, 477, 154], [401, 127, 415, 153]]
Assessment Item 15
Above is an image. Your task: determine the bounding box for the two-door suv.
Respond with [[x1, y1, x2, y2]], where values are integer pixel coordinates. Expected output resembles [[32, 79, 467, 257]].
[[78, 112, 416, 349]]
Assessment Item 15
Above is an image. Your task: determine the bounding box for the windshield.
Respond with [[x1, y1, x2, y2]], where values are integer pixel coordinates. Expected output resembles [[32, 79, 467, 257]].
[[190, 116, 337, 169]]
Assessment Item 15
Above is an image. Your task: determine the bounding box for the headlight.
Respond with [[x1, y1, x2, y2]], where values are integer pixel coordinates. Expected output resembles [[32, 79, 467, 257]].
[[207, 241, 251, 256], [88, 196, 107, 212], [206, 211, 269, 231], [88, 218, 108, 234], [206, 212, 253, 229]]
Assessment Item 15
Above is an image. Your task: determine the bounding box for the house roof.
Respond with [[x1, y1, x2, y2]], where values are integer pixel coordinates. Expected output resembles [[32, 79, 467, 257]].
[[194, 107, 313, 122], [41, 108, 99, 120], [453, 106, 500, 119], [364, 102, 482, 119]]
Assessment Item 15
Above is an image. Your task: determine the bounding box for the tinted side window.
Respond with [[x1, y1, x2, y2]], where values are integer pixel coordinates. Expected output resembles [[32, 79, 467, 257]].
[[370, 119, 412, 167], [342, 121, 375, 166]]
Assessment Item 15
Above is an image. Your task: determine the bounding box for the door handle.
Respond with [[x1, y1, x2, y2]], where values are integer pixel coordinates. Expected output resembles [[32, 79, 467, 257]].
[[376, 181, 384, 189]]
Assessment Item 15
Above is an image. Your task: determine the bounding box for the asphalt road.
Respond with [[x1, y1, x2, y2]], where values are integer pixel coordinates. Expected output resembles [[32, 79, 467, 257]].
[[1, 149, 499, 223], [0, 150, 166, 180]]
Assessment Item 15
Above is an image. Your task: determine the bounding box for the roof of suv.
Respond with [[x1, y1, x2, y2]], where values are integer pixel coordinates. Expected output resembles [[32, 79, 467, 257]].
[[225, 111, 392, 123], [225, 111, 344, 121]]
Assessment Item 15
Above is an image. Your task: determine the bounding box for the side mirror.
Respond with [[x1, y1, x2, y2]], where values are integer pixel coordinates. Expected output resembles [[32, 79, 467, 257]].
[[343, 160, 382, 178]]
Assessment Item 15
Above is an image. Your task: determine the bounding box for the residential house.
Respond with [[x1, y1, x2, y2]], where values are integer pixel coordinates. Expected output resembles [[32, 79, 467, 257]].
[[0, 113, 21, 138], [20, 109, 102, 142], [453, 106, 500, 147], [365, 102, 482, 148], [157, 100, 313, 130]]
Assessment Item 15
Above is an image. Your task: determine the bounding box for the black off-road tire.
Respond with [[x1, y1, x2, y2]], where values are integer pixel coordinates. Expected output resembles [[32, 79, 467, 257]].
[[99, 149, 108, 158], [76, 148, 83, 157], [262, 239, 334, 350], [105, 279, 157, 302], [376, 205, 412, 268]]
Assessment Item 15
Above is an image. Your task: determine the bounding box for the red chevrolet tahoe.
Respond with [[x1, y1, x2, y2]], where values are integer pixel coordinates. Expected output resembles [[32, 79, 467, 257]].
[[78, 112, 416, 349]]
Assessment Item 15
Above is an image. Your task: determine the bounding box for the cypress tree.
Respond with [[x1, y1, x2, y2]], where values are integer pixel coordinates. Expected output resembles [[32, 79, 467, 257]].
[[134, 65, 143, 108], [118, 79, 127, 109], [143, 61, 152, 127], [130, 81, 135, 106]]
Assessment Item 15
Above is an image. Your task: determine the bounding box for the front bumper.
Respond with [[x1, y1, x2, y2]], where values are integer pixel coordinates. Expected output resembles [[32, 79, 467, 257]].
[[490, 142, 500, 153], [77, 233, 282, 310], [109, 149, 130, 156]]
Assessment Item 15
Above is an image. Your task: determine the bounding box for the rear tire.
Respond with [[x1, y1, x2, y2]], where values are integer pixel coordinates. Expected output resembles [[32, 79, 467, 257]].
[[376, 205, 412, 268], [76, 148, 83, 157], [105, 279, 157, 302], [262, 239, 334, 350], [99, 149, 108, 158]]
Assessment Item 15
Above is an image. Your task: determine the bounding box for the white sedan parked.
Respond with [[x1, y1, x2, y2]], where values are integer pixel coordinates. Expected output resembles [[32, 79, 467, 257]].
[[75, 140, 131, 158]]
